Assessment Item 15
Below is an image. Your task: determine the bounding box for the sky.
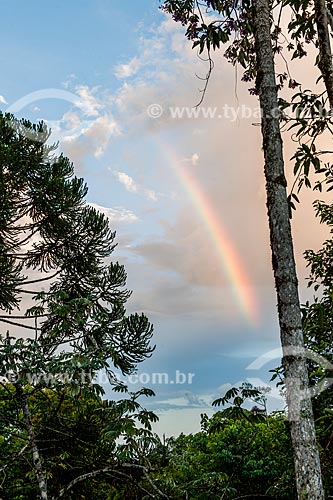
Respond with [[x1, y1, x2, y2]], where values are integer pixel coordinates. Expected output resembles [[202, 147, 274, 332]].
[[0, 0, 330, 436]]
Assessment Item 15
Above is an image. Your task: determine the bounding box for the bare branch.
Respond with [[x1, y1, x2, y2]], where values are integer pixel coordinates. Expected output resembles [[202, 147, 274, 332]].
[[0, 315, 48, 320], [195, 51, 214, 107], [0, 444, 29, 474], [0, 318, 41, 331], [194, 0, 214, 106], [143, 468, 170, 499], [52, 463, 169, 500]]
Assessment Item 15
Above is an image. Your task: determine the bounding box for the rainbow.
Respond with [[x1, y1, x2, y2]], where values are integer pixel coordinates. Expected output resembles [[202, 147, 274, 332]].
[[161, 145, 259, 325]]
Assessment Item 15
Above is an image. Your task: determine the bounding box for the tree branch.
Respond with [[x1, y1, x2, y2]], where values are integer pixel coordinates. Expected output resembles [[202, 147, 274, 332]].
[[22, 271, 59, 285], [314, 0, 333, 108], [15, 384, 48, 499], [0, 318, 41, 331], [52, 464, 169, 500], [0, 444, 29, 474], [327, 5, 333, 30], [0, 315, 48, 320], [8, 227, 40, 250]]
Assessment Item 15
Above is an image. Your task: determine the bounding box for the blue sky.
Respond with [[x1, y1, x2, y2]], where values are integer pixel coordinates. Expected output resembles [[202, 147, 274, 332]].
[[1, 1, 328, 435]]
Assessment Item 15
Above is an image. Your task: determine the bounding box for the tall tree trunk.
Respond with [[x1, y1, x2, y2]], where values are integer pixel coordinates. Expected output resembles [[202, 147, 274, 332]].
[[253, 0, 325, 498], [314, 0, 333, 108], [16, 384, 48, 500]]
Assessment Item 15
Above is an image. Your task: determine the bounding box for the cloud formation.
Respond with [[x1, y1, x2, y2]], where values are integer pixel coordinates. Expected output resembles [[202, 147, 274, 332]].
[[88, 202, 139, 223], [115, 57, 141, 79], [114, 171, 157, 201], [61, 113, 121, 165], [99, 14, 329, 332], [75, 85, 103, 117], [16, 12, 327, 331]]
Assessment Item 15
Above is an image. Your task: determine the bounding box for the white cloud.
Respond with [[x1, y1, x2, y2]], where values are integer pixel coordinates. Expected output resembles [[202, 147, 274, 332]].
[[61, 114, 121, 164], [191, 153, 199, 166], [85, 115, 121, 158], [115, 171, 157, 201], [88, 202, 139, 223], [115, 57, 141, 79], [116, 171, 138, 193], [181, 153, 200, 166], [0, 95, 7, 104], [75, 85, 103, 116], [156, 391, 214, 409], [61, 110, 81, 130], [62, 73, 77, 89], [156, 392, 211, 409]]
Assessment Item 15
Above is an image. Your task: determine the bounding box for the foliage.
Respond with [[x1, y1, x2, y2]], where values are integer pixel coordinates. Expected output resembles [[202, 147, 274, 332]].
[[301, 202, 333, 494], [0, 387, 160, 499], [0, 112, 158, 498], [142, 409, 295, 499], [212, 381, 268, 423]]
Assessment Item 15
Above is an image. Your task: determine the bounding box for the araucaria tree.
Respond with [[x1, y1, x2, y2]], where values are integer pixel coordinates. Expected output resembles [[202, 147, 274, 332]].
[[0, 112, 157, 499], [160, 0, 333, 498]]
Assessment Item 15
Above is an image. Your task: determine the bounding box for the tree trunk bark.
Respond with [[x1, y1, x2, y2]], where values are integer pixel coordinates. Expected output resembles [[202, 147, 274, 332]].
[[314, 0, 333, 108], [16, 384, 48, 500], [253, 0, 325, 498]]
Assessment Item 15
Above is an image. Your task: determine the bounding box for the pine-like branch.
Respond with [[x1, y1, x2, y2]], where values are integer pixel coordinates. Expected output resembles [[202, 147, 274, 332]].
[[22, 271, 59, 285]]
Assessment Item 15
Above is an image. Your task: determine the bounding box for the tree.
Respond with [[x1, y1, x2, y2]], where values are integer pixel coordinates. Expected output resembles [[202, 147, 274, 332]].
[[0, 112, 158, 499], [160, 1, 329, 498], [302, 202, 333, 361], [0, 386, 162, 500], [253, 1, 324, 497], [313, 0, 333, 108], [301, 201, 333, 495], [212, 382, 268, 423], [144, 406, 295, 499]]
